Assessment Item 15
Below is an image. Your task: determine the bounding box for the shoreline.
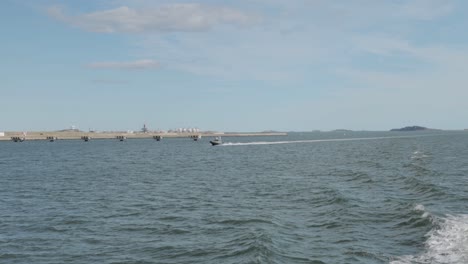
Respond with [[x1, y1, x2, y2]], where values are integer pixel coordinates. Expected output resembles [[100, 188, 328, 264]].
[[0, 131, 287, 141]]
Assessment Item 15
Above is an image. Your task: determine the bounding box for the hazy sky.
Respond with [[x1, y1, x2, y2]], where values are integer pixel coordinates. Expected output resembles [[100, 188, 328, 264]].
[[2, 0, 468, 132]]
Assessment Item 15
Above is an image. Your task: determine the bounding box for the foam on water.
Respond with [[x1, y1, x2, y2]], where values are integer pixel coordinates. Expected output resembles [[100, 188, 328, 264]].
[[391, 212, 468, 264], [414, 204, 426, 212], [414, 204, 430, 219], [411, 150, 430, 160]]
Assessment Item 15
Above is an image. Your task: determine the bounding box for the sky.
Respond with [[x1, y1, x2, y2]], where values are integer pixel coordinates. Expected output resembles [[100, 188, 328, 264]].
[[1, 0, 468, 132]]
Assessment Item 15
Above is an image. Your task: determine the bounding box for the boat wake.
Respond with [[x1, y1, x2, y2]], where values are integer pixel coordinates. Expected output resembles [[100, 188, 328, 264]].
[[220, 134, 441, 146], [391, 205, 468, 264]]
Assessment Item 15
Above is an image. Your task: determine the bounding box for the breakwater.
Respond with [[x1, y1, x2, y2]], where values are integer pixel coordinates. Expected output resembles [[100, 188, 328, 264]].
[[0, 131, 287, 141]]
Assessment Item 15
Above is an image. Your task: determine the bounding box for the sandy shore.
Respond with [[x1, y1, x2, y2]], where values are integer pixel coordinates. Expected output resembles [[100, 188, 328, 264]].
[[0, 131, 287, 141]]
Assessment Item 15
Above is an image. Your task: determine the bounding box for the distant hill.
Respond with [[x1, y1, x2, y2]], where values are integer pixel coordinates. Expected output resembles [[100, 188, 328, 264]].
[[390, 126, 428, 132], [332, 129, 353, 132]]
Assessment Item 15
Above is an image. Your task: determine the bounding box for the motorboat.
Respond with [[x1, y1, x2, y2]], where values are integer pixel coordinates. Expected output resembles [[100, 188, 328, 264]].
[[210, 137, 222, 146]]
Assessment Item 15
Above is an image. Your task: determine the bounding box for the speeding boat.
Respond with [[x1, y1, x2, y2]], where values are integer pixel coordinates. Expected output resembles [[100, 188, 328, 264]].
[[210, 137, 222, 146]]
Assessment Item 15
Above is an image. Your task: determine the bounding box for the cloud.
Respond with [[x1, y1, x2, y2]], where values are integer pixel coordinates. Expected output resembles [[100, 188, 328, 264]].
[[47, 4, 259, 33], [135, 28, 326, 82], [87, 59, 159, 69]]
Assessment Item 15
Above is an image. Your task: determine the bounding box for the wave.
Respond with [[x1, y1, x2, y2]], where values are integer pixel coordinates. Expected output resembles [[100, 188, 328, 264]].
[[411, 150, 430, 160], [414, 204, 430, 219], [391, 206, 468, 264], [210, 218, 274, 226]]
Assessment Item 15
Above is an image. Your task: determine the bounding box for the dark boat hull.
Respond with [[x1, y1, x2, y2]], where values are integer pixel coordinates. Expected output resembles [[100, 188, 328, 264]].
[[210, 141, 222, 146]]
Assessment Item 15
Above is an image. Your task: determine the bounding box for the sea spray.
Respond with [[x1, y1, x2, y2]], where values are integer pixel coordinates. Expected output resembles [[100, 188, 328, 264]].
[[391, 213, 468, 264]]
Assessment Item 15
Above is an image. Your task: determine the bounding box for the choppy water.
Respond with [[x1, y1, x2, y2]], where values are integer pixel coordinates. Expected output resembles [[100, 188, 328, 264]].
[[1, 131, 467, 264]]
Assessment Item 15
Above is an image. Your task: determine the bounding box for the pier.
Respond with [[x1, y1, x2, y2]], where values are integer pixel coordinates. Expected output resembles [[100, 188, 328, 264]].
[[0, 131, 287, 141]]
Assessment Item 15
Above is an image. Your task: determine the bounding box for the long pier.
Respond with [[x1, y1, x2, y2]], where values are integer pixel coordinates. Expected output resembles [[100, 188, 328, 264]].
[[0, 132, 287, 141]]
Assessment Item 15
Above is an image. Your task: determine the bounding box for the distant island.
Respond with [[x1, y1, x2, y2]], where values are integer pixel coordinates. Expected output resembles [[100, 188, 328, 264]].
[[390, 126, 429, 132], [332, 129, 353, 132]]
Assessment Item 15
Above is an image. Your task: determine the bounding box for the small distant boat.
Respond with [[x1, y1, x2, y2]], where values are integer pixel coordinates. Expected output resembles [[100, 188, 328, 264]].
[[11, 136, 25, 142], [190, 134, 202, 141], [47, 136, 58, 142], [210, 137, 222, 146], [12, 132, 27, 142], [81, 136, 91, 142], [116, 136, 126, 141], [153, 135, 162, 141]]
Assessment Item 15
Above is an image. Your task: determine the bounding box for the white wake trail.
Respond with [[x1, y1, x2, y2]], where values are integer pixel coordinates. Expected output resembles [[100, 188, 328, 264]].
[[391, 213, 468, 264], [220, 134, 444, 146]]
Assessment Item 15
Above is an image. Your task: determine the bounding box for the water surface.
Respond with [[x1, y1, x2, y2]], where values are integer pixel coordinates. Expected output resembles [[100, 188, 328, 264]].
[[1, 132, 467, 263]]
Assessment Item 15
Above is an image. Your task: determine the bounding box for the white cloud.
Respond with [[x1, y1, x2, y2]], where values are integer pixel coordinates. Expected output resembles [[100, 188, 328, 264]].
[[134, 27, 333, 82], [87, 59, 159, 69], [48, 4, 259, 33]]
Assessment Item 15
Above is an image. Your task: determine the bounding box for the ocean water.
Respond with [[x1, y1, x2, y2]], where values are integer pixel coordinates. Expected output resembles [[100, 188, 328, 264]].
[[1, 131, 467, 264]]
